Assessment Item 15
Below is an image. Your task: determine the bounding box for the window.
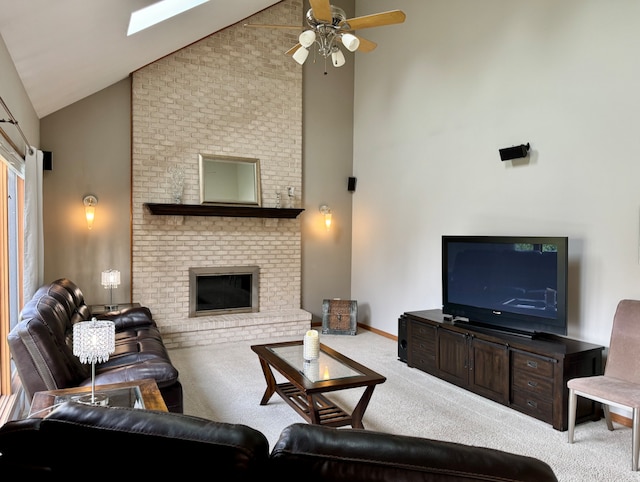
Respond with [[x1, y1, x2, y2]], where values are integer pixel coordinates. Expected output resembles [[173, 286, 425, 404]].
[[0, 152, 25, 423]]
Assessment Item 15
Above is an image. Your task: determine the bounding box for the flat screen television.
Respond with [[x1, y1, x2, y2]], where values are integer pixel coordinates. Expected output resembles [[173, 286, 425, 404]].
[[442, 235, 568, 337]]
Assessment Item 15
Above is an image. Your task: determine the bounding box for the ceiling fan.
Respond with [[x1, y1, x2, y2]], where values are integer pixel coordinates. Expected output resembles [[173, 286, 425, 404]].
[[244, 0, 406, 73]]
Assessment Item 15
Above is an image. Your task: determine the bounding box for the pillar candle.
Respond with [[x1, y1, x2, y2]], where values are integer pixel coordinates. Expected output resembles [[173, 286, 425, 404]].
[[303, 329, 319, 360]]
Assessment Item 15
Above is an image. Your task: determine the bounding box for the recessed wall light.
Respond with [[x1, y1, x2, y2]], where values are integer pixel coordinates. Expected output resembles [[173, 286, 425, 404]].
[[127, 0, 209, 36]]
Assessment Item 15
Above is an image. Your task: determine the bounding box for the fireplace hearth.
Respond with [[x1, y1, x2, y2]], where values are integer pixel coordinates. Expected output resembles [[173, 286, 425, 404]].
[[189, 266, 259, 317]]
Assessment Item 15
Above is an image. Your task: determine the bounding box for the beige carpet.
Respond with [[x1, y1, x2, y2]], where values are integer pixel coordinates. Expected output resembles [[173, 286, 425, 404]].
[[169, 329, 639, 481]]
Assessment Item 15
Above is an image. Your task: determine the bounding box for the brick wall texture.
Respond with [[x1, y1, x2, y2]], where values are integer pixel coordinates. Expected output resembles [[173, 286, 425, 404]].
[[131, 0, 311, 348]]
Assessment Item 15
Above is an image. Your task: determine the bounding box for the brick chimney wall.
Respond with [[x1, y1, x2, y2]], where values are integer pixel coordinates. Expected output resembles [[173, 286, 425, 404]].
[[131, 0, 310, 348]]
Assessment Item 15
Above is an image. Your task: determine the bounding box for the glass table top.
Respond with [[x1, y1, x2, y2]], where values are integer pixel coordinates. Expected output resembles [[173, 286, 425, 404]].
[[53, 386, 145, 409], [268, 344, 363, 383]]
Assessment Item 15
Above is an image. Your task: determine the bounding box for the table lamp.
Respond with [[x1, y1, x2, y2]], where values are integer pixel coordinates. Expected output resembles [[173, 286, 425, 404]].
[[73, 318, 115, 406], [101, 269, 120, 311]]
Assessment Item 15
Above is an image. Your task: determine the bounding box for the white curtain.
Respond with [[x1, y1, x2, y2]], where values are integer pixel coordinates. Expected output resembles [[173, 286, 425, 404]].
[[24, 147, 44, 301]]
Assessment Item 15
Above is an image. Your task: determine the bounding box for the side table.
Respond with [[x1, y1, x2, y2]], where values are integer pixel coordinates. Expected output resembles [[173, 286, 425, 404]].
[[90, 302, 141, 316], [28, 378, 167, 418]]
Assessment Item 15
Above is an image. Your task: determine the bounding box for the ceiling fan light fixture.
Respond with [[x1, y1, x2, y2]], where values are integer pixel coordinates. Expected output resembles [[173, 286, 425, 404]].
[[292, 47, 310, 65], [341, 33, 360, 52], [261, 4, 405, 73], [299, 30, 316, 48], [331, 48, 346, 67]]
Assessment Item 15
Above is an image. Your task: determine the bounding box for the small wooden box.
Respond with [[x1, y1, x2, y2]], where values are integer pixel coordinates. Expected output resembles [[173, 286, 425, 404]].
[[322, 299, 357, 335]]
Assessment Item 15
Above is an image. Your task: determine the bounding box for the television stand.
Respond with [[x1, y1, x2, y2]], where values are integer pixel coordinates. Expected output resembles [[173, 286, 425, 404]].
[[400, 309, 604, 431]]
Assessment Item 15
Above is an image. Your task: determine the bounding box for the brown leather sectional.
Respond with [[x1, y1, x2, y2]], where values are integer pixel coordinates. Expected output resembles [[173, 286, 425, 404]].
[[8, 278, 182, 413], [0, 401, 558, 480]]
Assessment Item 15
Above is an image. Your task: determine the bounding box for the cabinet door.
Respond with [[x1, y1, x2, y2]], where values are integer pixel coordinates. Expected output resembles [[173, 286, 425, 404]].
[[438, 330, 469, 386], [469, 337, 509, 404]]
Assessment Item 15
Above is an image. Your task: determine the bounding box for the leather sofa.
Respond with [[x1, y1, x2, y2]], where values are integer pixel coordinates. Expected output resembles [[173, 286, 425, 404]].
[[7, 278, 182, 413], [0, 401, 558, 480]]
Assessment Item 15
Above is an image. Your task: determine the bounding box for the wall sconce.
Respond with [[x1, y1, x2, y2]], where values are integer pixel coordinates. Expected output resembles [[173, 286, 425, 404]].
[[319, 204, 332, 231], [83, 195, 98, 229]]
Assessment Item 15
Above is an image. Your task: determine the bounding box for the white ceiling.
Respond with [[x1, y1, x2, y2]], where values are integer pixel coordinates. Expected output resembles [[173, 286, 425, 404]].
[[0, 0, 282, 118]]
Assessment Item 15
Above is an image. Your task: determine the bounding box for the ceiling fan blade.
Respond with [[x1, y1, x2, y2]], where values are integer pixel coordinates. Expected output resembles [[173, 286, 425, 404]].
[[244, 23, 302, 30], [354, 36, 377, 53], [285, 44, 302, 56], [309, 0, 332, 22], [345, 10, 406, 30]]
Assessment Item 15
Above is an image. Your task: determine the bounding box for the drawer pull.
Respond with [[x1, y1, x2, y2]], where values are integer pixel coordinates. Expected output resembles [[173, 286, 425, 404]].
[[527, 381, 538, 388], [527, 400, 538, 408], [526, 360, 538, 369]]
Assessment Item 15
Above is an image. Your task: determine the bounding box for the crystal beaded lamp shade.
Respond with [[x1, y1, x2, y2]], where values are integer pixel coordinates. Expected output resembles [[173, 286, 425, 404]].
[[73, 318, 115, 406], [73, 318, 115, 364], [101, 269, 121, 289], [101, 269, 121, 311]]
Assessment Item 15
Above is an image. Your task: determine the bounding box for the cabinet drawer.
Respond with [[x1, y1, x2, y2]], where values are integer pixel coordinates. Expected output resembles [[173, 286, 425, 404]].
[[412, 352, 436, 373], [408, 321, 437, 373], [512, 371, 553, 398], [411, 323, 435, 338], [412, 335, 436, 355], [511, 351, 555, 378], [511, 389, 553, 424]]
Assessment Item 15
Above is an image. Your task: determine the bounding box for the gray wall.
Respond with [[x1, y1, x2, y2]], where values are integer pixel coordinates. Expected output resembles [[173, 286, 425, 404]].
[[350, 0, 640, 346], [0, 35, 39, 158], [40, 79, 132, 305], [301, 0, 355, 324]]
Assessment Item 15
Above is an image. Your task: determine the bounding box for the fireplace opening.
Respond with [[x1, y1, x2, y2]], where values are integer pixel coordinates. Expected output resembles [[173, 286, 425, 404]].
[[189, 266, 259, 317]]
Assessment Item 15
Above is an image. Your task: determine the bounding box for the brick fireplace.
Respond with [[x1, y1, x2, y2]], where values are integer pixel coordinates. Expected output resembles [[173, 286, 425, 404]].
[[130, 0, 310, 349]]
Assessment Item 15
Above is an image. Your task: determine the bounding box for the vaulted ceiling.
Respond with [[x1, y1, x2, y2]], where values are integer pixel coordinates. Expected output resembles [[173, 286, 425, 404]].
[[0, 0, 281, 118]]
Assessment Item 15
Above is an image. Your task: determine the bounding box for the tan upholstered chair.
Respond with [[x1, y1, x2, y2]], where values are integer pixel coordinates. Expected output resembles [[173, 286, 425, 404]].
[[567, 299, 640, 471]]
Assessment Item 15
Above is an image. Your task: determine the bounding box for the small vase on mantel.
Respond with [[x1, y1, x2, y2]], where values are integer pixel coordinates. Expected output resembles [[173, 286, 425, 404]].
[[168, 165, 185, 204], [286, 186, 295, 209]]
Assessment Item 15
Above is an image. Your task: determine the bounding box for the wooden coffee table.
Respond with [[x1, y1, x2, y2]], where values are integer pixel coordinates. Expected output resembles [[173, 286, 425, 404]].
[[251, 340, 386, 428], [28, 378, 168, 418]]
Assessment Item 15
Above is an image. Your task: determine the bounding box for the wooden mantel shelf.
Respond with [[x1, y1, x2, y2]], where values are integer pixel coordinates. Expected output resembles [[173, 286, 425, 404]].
[[144, 203, 304, 219]]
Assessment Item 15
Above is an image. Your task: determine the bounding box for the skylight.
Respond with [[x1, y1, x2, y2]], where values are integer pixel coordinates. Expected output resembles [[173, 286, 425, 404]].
[[127, 0, 209, 36]]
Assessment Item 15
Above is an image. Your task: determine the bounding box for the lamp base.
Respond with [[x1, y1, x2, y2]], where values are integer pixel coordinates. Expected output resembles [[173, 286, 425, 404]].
[[76, 393, 109, 407], [104, 304, 119, 311]]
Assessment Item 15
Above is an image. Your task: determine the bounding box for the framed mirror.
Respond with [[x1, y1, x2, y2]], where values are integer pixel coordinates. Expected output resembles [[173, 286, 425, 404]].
[[198, 154, 261, 206]]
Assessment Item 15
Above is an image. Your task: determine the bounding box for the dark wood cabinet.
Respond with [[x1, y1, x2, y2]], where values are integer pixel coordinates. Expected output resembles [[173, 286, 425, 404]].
[[402, 309, 604, 431]]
